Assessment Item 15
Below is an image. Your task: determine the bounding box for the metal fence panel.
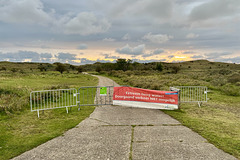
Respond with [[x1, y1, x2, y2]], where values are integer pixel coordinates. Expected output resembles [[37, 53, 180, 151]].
[[30, 88, 77, 117], [172, 86, 207, 106], [78, 86, 114, 108]]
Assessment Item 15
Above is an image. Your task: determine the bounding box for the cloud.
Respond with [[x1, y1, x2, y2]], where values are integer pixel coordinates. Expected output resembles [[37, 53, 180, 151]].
[[186, 33, 199, 39], [110, 0, 173, 20], [142, 48, 164, 58], [40, 53, 52, 59], [0, 1, 111, 36], [138, 0, 173, 19], [0, 51, 53, 62], [132, 59, 166, 63], [102, 38, 115, 42], [205, 52, 232, 59], [77, 44, 88, 50], [183, 51, 196, 54], [168, 55, 175, 59], [153, 49, 164, 55], [142, 33, 173, 43], [63, 12, 111, 35], [122, 33, 130, 40], [191, 55, 204, 59], [102, 54, 120, 59], [116, 44, 145, 56], [189, 0, 240, 22], [0, 0, 53, 25], [56, 53, 77, 61], [80, 58, 95, 64], [215, 56, 240, 64]]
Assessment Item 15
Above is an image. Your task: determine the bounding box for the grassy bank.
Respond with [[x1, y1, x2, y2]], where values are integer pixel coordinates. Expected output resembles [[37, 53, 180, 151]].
[[99, 67, 240, 159], [0, 71, 98, 160]]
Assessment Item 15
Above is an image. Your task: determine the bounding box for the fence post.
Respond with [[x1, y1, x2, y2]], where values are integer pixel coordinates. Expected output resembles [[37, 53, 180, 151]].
[[170, 87, 181, 110]]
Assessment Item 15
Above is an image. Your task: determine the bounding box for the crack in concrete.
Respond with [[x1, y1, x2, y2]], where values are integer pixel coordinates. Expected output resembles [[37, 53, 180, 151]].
[[129, 125, 135, 160], [89, 118, 112, 125]]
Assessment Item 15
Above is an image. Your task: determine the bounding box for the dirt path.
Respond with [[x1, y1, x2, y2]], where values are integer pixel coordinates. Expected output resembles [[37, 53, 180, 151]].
[[13, 75, 237, 160], [93, 75, 120, 87]]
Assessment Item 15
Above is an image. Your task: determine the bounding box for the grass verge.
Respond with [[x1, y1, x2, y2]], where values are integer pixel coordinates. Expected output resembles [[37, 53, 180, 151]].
[[0, 106, 95, 160], [0, 71, 98, 159]]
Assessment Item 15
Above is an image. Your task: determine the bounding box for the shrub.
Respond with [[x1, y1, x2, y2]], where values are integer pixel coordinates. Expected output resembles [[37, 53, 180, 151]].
[[11, 68, 18, 73], [171, 66, 181, 74], [1, 66, 6, 71], [211, 77, 228, 86], [0, 88, 28, 113], [220, 84, 240, 96], [219, 69, 232, 75], [228, 74, 240, 84]]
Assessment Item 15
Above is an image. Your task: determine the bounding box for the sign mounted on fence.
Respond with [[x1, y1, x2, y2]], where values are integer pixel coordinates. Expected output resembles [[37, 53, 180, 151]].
[[100, 87, 107, 96], [113, 87, 179, 110]]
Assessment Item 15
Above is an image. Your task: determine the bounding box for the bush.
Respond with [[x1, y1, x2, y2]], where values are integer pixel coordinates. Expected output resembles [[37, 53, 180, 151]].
[[171, 66, 181, 74], [220, 84, 240, 96], [1, 66, 6, 71], [228, 74, 240, 84], [11, 68, 18, 73], [0, 88, 28, 113], [219, 69, 232, 75], [211, 77, 228, 86]]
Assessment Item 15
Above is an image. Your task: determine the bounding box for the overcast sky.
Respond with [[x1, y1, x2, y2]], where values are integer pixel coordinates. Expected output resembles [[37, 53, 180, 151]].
[[0, 0, 239, 64]]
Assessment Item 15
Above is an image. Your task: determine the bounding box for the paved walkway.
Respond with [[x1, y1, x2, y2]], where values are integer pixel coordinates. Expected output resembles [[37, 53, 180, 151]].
[[14, 76, 237, 160]]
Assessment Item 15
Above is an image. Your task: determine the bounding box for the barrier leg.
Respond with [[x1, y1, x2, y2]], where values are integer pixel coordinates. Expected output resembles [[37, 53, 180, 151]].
[[198, 102, 201, 107], [37, 110, 40, 118]]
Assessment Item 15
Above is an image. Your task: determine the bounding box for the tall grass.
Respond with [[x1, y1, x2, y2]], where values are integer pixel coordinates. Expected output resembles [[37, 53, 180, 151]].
[[0, 70, 98, 159], [0, 71, 98, 114]]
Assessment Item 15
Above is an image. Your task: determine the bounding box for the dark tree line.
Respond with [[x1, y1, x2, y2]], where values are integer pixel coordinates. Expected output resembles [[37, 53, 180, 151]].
[[89, 59, 164, 72]]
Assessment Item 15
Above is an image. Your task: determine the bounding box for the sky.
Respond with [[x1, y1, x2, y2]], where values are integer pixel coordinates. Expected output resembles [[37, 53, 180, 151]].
[[0, 0, 240, 65]]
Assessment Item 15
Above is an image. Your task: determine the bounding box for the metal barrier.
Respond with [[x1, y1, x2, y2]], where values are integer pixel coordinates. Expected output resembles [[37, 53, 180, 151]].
[[171, 86, 208, 107], [31, 85, 207, 117], [30, 88, 77, 117], [78, 86, 114, 110]]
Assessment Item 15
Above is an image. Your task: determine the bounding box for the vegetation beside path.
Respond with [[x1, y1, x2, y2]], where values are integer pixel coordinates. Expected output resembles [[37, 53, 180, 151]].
[[0, 60, 239, 159], [0, 70, 98, 160], [96, 60, 240, 159]]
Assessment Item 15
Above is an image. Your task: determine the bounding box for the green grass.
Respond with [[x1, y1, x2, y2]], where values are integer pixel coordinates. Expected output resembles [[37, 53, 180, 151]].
[[99, 69, 240, 159], [0, 71, 98, 160]]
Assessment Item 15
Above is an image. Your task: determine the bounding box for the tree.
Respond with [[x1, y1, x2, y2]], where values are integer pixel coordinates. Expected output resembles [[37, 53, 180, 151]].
[[155, 63, 163, 72], [55, 63, 66, 74], [96, 65, 102, 73], [102, 63, 115, 71], [77, 66, 83, 73], [38, 64, 47, 72], [132, 62, 140, 70], [116, 59, 132, 71], [69, 65, 76, 70]]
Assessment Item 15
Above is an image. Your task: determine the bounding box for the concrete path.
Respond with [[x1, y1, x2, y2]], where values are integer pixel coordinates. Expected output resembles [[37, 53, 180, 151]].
[[13, 75, 237, 160]]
